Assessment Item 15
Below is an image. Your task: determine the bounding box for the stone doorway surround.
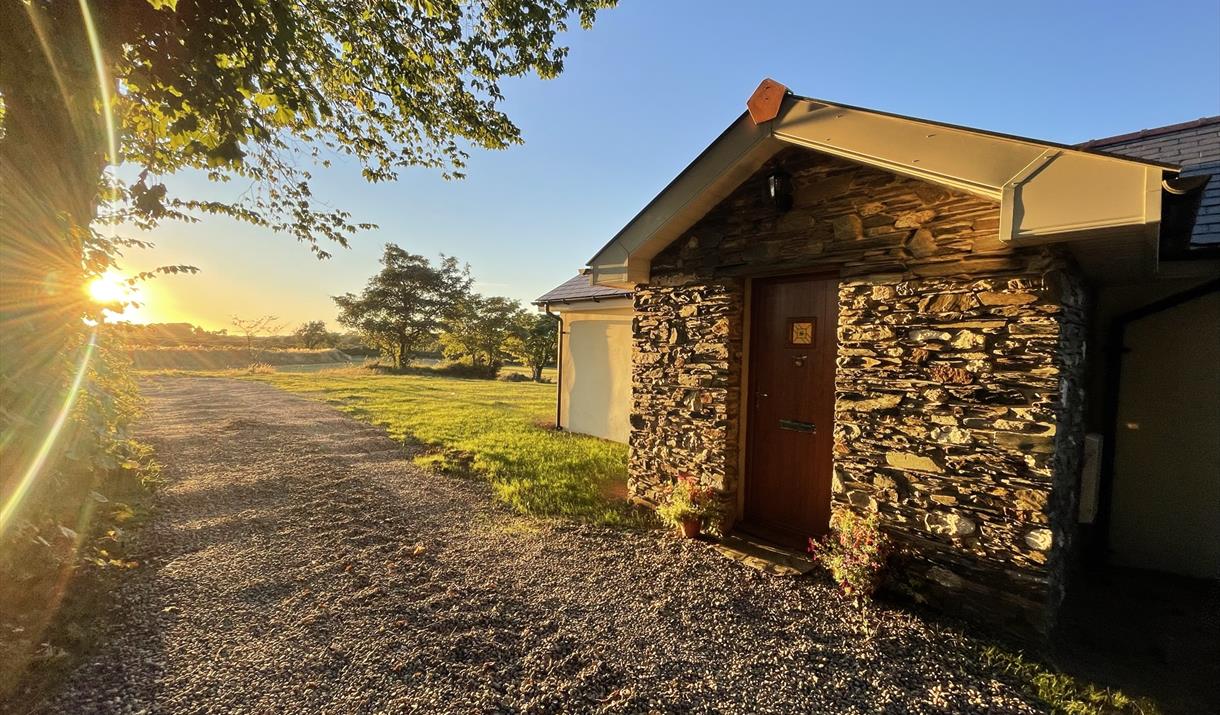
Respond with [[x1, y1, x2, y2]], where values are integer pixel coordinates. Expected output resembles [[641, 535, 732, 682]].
[[712, 533, 817, 577]]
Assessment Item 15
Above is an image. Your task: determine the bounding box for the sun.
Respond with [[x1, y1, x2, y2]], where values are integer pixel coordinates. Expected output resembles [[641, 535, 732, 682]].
[[86, 270, 151, 322], [87, 270, 131, 304]]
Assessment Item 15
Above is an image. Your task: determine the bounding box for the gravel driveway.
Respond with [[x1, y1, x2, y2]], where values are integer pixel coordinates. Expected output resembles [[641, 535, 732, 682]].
[[45, 377, 1043, 714]]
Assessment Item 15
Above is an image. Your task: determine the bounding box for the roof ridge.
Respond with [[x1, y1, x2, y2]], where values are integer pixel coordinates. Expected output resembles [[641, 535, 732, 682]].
[[1077, 116, 1220, 149]]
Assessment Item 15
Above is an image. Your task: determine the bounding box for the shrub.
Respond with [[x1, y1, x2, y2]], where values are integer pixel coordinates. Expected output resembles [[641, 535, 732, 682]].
[[655, 474, 726, 537], [808, 509, 892, 601], [430, 361, 499, 380], [339, 344, 381, 358], [1, 329, 160, 697]]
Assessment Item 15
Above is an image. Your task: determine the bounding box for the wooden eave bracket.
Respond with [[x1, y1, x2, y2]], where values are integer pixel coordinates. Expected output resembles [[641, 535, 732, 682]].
[[747, 78, 788, 125]]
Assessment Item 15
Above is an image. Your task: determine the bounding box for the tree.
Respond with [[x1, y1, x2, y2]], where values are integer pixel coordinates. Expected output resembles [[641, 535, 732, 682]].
[[439, 294, 524, 373], [231, 315, 285, 360], [334, 245, 470, 369], [294, 321, 331, 349], [0, 1, 613, 681], [3, 0, 615, 257], [0, 0, 614, 518], [504, 313, 559, 382]]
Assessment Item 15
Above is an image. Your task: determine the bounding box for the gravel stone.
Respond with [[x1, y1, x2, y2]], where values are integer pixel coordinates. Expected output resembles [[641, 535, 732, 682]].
[[41, 377, 1045, 714]]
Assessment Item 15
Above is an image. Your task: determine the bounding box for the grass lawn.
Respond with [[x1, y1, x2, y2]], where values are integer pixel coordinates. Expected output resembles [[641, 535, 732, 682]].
[[240, 368, 631, 525]]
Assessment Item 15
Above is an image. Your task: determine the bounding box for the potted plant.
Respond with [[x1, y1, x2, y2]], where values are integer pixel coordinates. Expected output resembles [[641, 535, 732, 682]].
[[656, 474, 724, 539]]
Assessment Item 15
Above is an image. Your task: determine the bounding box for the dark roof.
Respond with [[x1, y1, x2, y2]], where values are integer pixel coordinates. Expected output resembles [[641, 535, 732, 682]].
[[534, 274, 633, 305], [1077, 116, 1220, 246], [1077, 116, 1220, 149]]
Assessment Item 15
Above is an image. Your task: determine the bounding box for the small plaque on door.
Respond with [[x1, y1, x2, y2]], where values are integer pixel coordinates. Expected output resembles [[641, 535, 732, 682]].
[[786, 317, 816, 347]]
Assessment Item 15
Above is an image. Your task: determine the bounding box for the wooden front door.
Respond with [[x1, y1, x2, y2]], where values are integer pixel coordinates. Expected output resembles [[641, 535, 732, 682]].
[[743, 275, 838, 545]]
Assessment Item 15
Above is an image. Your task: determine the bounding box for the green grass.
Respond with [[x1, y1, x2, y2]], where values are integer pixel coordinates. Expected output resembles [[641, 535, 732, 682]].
[[241, 369, 630, 525], [975, 645, 1159, 715]]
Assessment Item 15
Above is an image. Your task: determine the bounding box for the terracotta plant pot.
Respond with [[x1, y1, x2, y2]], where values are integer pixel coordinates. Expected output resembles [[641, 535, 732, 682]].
[[678, 518, 701, 539]]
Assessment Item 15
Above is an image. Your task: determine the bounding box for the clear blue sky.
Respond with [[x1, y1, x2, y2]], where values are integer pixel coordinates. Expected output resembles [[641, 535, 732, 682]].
[[125, 0, 1220, 330]]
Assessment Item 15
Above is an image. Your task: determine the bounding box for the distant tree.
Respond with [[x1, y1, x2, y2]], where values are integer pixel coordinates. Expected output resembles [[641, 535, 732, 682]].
[[334, 245, 471, 369], [504, 313, 559, 382], [294, 321, 332, 349], [439, 295, 525, 373], [231, 315, 285, 359]]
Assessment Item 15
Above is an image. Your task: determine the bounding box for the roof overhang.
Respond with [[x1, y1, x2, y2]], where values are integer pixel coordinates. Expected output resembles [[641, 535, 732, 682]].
[[538, 295, 634, 312], [587, 81, 1176, 288]]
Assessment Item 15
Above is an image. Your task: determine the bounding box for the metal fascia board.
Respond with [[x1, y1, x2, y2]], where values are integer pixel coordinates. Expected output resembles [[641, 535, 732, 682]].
[[773, 130, 1004, 201], [586, 112, 769, 268]]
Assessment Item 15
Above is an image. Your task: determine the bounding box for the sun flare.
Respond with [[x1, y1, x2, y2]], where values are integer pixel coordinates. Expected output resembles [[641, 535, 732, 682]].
[[87, 270, 130, 304], [86, 270, 150, 322]]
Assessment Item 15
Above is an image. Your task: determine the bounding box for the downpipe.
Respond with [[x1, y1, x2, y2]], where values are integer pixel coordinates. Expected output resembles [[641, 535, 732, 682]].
[[544, 304, 564, 431]]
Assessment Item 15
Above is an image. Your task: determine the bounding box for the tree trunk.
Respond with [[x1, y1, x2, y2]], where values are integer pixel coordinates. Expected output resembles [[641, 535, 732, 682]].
[[532, 365, 543, 382], [1, 3, 110, 436], [0, 2, 113, 520]]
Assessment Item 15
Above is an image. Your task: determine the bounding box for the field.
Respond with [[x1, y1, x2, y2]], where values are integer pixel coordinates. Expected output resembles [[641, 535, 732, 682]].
[[237, 368, 630, 524], [128, 347, 354, 370]]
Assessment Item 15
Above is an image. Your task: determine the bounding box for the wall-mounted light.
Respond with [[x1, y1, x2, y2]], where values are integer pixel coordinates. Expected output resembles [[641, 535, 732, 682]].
[[768, 170, 793, 213]]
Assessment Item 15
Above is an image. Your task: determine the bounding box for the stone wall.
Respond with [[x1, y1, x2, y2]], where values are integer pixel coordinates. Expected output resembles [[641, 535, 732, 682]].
[[835, 272, 1087, 628], [630, 147, 1088, 630], [630, 281, 743, 503]]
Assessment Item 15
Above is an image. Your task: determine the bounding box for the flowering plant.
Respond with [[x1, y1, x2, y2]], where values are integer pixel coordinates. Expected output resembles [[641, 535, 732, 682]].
[[808, 509, 892, 601], [656, 473, 725, 537]]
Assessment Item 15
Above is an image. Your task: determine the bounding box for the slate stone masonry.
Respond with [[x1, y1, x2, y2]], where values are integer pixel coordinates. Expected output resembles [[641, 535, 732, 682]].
[[630, 148, 1088, 630], [630, 281, 744, 501], [834, 271, 1087, 629]]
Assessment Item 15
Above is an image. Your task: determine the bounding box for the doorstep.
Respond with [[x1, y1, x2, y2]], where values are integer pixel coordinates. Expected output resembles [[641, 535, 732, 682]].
[[713, 532, 817, 576]]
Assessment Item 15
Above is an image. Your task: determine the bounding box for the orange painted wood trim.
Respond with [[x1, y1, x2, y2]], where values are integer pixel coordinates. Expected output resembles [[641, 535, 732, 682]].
[[747, 78, 788, 125]]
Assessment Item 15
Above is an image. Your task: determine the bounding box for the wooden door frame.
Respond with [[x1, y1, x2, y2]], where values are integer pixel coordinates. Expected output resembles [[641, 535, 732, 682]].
[[735, 270, 840, 535]]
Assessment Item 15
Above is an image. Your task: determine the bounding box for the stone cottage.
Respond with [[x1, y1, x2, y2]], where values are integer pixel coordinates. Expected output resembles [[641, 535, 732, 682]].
[[558, 80, 1219, 631]]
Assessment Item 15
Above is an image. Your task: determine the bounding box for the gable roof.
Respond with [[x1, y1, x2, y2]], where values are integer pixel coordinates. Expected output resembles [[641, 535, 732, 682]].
[[1079, 116, 1219, 247], [534, 274, 633, 305], [587, 80, 1176, 288]]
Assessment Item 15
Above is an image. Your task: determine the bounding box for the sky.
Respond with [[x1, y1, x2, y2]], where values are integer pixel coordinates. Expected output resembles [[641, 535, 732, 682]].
[[116, 0, 1220, 331]]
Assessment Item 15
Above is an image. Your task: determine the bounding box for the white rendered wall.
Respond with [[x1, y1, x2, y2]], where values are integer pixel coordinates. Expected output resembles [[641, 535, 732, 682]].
[[556, 301, 633, 443]]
